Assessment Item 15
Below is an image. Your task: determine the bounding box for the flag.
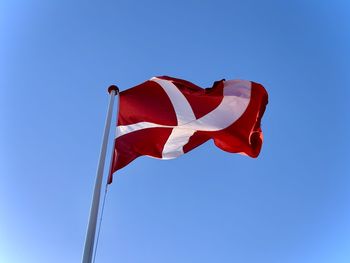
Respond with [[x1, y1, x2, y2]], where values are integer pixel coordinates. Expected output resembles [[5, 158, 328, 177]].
[[108, 76, 268, 183]]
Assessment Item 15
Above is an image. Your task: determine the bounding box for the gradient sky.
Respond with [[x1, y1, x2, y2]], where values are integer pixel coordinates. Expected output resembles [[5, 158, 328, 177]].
[[1, 1, 350, 263]]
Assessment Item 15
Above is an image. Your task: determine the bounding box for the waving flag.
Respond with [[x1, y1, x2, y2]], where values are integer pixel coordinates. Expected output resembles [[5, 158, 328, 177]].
[[108, 76, 268, 183]]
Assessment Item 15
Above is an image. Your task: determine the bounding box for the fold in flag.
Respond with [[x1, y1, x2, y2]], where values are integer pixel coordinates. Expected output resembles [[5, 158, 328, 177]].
[[108, 76, 268, 183]]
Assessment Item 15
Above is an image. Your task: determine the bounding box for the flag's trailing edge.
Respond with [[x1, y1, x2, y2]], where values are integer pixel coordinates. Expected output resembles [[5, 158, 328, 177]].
[[108, 76, 268, 184]]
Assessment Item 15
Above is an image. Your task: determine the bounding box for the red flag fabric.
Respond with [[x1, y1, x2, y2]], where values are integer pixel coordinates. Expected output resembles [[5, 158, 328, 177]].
[[108, 76, 268, 183]]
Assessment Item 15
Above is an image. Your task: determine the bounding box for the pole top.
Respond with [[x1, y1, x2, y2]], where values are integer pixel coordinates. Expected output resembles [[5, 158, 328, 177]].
[[107, 85, 119, 95]]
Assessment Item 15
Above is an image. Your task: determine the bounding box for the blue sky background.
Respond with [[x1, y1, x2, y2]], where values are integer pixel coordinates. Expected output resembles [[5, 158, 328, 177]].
[[1, 1, 350, 262]]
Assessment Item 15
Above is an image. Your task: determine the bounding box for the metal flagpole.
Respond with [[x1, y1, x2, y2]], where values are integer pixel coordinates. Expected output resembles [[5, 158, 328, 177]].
[[82, 85, 119, 263]]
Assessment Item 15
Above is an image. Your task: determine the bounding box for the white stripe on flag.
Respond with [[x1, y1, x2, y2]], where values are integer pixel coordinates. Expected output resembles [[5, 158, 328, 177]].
[[151, 77, 196, 125]]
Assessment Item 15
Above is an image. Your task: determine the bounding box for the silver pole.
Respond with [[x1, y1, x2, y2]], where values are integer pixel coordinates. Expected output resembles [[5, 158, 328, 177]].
[[82, 85, 119, 263]]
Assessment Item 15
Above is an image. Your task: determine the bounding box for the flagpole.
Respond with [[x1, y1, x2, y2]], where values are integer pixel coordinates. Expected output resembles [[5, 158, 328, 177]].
[[82, 85, 119, 263]]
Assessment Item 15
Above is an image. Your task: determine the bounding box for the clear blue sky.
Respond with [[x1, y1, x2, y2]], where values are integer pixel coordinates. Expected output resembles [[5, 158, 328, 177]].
[[1, 1, 349, 262]]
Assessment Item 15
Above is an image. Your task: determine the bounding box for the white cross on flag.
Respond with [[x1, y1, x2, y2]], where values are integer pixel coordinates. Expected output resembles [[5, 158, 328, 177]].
[[108, 76, 268, 183]]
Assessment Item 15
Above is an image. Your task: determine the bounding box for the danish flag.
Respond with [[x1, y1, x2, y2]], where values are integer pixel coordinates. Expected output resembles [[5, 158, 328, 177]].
[[108, 76, 268, 183]]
